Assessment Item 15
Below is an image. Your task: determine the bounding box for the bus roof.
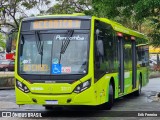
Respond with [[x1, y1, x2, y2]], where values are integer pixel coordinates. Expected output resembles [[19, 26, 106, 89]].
[[22, 14, 147, 40], [22, 14, 91, 21], [93, 16, 147, 40]]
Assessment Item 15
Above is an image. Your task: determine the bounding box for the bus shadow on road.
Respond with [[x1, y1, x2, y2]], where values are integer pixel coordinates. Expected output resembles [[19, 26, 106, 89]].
[[40, 93, 145, 117], [115, 92, 145, 102], [41, 107, 128, 117]]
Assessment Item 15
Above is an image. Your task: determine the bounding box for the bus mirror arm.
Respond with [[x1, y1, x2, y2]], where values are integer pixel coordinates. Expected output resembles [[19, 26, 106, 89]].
[[6, 28, 18, 53], [6, 35, 12, 53]]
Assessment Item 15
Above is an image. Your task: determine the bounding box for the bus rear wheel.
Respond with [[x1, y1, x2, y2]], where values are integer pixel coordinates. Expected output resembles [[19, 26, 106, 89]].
[[134, 76, 142, 96]]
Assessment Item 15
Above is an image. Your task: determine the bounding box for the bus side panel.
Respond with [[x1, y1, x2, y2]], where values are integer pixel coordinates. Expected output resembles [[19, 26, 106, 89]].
[[137, 67, 149, 87], [94, 73, 119, 105], [124, 71, 134, 95], [142, 67, 149, 86]]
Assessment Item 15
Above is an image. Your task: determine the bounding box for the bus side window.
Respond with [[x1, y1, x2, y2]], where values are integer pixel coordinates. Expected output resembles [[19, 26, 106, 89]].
[[95, 29, 104, 68], [94, 20, 118, 80], [136, 38, 149, 67]]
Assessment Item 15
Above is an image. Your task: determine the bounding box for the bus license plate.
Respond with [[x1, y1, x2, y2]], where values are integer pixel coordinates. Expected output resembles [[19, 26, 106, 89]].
[[45, 100, 58, 105]]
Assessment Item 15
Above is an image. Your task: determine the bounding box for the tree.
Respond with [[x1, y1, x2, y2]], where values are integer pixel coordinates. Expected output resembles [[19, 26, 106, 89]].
[[0, 0, 51, 31], [0, 33, 6, 50], [148, 19, 159, 47], [93, 0, 160, 45], [0, 0, 51, 51], [47, 0, 92, 15], [134, 0, 160, 46]]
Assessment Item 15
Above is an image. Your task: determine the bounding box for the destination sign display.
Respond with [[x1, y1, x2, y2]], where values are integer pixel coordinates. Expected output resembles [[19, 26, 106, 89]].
[[23, 64, 49, 72], [31, 20, 81, 30]]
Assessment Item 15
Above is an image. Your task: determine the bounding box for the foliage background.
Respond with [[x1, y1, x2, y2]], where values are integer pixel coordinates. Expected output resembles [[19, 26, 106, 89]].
[[0, 0, 159, 48]]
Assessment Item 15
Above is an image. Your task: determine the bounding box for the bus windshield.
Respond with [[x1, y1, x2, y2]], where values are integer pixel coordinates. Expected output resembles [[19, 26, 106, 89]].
[[19, 32, 89, 75]]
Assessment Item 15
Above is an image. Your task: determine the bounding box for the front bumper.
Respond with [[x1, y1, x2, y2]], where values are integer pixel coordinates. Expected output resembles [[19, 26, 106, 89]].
[[15, 86, 97, 106]]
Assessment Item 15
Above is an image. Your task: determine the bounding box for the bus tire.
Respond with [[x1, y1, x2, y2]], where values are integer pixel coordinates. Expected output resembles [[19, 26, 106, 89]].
[[100, 83, 114, 110], [134, 76, 142, 96], [106, 83, 114, 109]]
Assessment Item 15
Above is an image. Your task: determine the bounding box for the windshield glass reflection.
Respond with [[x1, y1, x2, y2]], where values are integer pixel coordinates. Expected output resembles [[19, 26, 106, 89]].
[[19, 33, 89, 75]]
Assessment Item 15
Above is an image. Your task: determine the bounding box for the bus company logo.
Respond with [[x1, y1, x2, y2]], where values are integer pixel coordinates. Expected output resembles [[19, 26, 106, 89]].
[[48, 87, 54, 91], [2, 112, 12, 117], [30, 87, 44, 91], [55, 35, 85, 41]]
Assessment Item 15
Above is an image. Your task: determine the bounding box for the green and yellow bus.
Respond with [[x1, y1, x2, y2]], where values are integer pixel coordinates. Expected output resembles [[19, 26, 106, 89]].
[[7, 13, 149, 110]]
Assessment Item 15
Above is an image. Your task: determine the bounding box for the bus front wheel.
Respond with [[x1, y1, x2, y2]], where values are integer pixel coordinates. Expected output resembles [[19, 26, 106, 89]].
[[44, 105, 53, 110], [100, 83, 114, 110]]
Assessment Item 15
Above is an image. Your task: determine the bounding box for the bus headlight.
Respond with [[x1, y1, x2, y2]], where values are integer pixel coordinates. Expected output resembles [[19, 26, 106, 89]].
[[16, 80, 30, 93], [74, 79, 91, 93]]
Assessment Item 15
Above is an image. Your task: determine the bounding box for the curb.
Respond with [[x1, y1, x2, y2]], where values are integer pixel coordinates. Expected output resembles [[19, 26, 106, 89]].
[[0, 77, 15, 90], [0, 87, 14, 90]]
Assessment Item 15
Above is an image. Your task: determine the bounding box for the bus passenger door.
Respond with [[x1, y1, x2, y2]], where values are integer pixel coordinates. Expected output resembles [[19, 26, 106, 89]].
[[132, 39, 137, 89], [117, 36, 124, 94], [124, 36, 133, 94]]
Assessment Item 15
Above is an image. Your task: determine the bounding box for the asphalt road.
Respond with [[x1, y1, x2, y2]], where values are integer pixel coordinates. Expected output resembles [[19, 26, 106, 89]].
[[0, 77, 160, 120]]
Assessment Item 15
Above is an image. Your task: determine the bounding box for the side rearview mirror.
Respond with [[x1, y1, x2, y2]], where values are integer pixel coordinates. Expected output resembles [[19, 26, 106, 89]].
[[6, 35, 12, 53], [6, 28, 18, 53], [96, 40, 104, 57]]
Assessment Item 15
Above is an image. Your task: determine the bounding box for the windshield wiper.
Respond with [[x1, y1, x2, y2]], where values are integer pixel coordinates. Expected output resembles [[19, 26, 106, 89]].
[[58, 29, 74, 64], [61, 29, 74, 54], [35, 31, 44, 66]]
